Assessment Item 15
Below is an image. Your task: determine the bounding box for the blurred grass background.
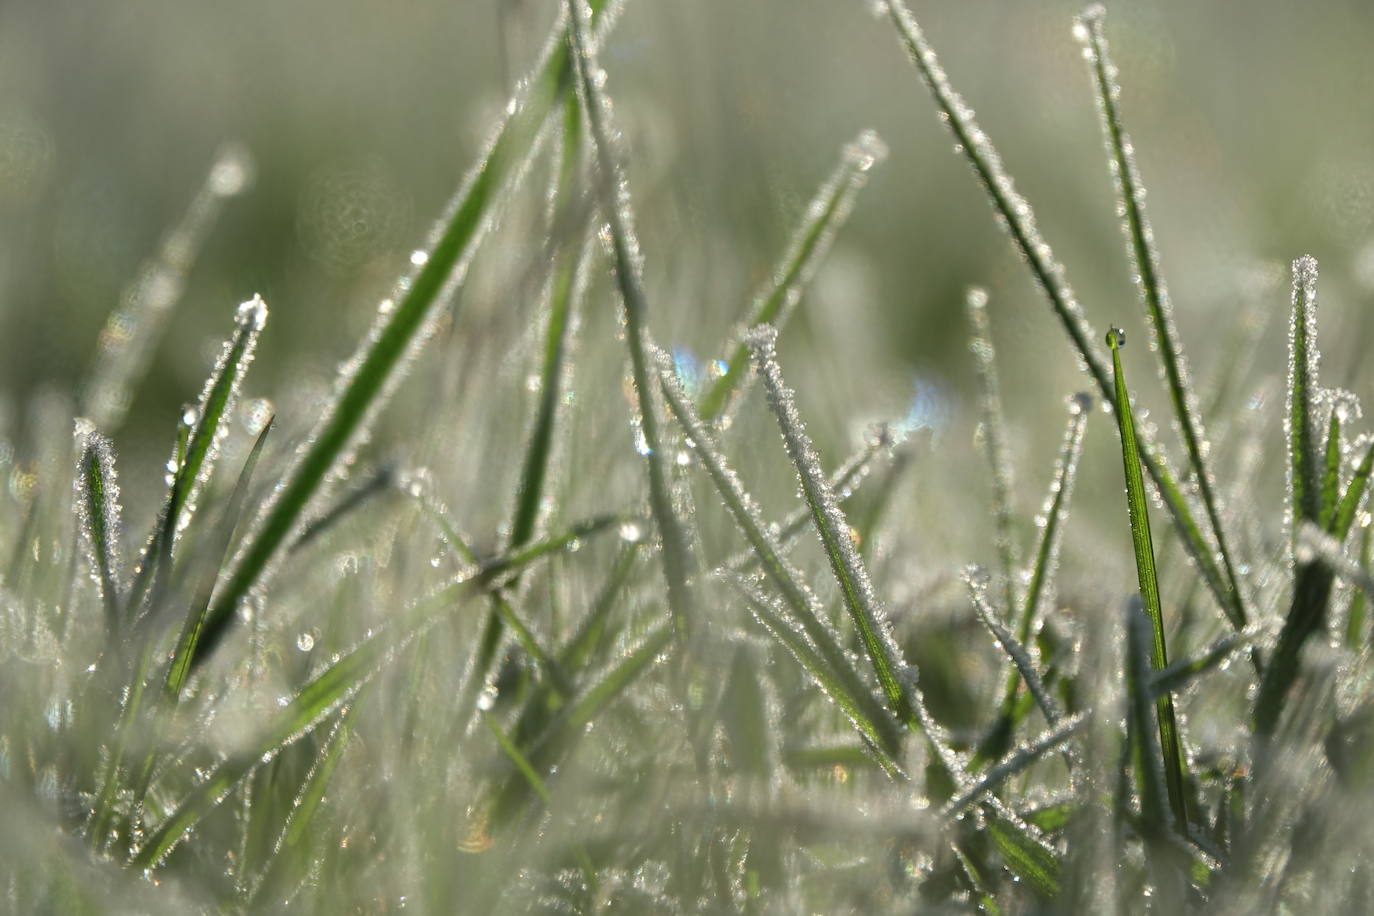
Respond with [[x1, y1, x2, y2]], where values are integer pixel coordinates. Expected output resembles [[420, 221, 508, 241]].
[[2, 0, 1373, 593]]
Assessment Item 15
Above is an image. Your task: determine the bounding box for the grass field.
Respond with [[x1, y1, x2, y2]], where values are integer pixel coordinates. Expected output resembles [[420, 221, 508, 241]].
[[3, 1, 1374, 911]]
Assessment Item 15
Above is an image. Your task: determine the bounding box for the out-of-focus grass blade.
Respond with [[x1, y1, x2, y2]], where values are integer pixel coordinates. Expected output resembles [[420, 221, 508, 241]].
[[1347, 522, 1372, 647], [1149, 625, 1261, 699], [1124, 598, 1171, 834], [1107, 328, 1189, 831], [944, 713, 1088, 818], [131, 515, 610, 869], [984, 809, 1063, 900], [747, 326, 913, 727], [1330, 436, 1374, 540], [483, 712, 552, 806], [565, 0, 694, 637], [697, 130, 885, 424], [874, 0, 1245, 631], [127, 296, 268, 626], [74, 423, 125, 635], [82, 144, 253, 432], [655, 347, 902, 759], [975, 393, 1089, 767], [193, 0, 619, 672], [1076, 6, 1248, 633], [965, 288, 1019, 615], [966, 570, 1060, 725], [287, 464, 395, 556]]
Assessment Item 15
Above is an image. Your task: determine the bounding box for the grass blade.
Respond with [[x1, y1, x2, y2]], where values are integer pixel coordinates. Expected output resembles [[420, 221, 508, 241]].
[[965, 288, 1019, 616], [193, 0, 619, 672], [565, 0, 693, 637], [875, 0, 1245, 630], [746, 325, 914, 727], [82, 144, 253, 432], [966, 569, 1061, 725], [1076, 5, 1248, 635], [73, 422, 125, 636], [1320, 410, 1343, 530], [1347, 521, 1372, 646], [697, 130, 886, 424], [1330, 434, 1374, 540], [1106, 328, 1189, 831], [945, 713, 1088, 818], [655, 346, 902, 758]]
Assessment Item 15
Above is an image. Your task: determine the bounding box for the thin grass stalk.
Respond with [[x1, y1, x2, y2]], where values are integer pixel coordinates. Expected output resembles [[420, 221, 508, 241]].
[[966, 570, 1061, 725], [74, 424, 124, 635], [190, 0, 619, 672], [1076, 5, 1248, 632], [1330, 436, 1374, 539], [944, 712, 1088, 818], [1107, 328, 1189, 830], [875, 0, 1244, 630], [697, 130, 886, 424], [564, 0, 693, 637]]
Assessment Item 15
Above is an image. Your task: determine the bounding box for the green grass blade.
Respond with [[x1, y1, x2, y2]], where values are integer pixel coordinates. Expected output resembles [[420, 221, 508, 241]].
[[127, 296, 268, 625], [746, 326, 913, 727], [965, 288, 1019, 616], [975, 393, 1089, 767], [287, 464, 395, 556], [1076, 6, 1248, 634], [655, 346, 901, 755], [1124, 597, 1171, 833], [1149, 625, 1262, 699], [944, 713, 1088, 818], [966, 569, 1061, 725], [565, 0, 693, 637], [81, 144, 253, 432], [984, 808, 1063, 900], [1107, 328, 1189, 831], [1347, 523, 1372, 647], [875, 0, 1245, 631], [73, 423, 124, 636], [1320, 410, 1343, 530], [558, 542, 639, 672], [697, 130, 885, 424], [1287, 256, 1323, 550], [509, 94, 588, 551], [192, 0, 618, 672], [483, 712, 553, 806], [131, 515, 607, 869], [1330, 435, 1374, 540]]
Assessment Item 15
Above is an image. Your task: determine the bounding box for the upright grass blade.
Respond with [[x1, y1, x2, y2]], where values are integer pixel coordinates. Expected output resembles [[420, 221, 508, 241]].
[[697, 130, 886, 424], [1256, 258, 1332, 735], [874, 0, 1245, 631], [975, 392, 1090, 767], [1347, 521, 1372, 646], [655, 349, 903, 759], [1123, 597, 1172, 834], [565, 0, 693, 637], [1319, 411, 1343, 531], [746, 326, 913, 727], [73, 422, 124, 635], [1106, 328, 1189, 831], [1286, 256, 1323, 553], [1075, 5, 1248, 635], [965, 288, 1019, 616], [190, 0, 619, 672], [131, 515, 613, 870], [127, 296, 268, 628], [1330, 435, 1374, 540], [82, 144, 254, 432]]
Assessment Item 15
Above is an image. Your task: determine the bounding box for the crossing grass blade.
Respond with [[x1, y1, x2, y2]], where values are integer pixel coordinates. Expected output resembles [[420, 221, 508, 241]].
[[1149, 625, 1261, 698], [966, 571, 1061, 725], [747, 326, 914, 728], [1106, 328, 1189, 831], [697, 130, 886, 424], [1076, 6, 1248, 633], [565, 0, 693, 637], [944, 712, 1088, 818], [130, 514, 615, 870], [875, 0, 1245, 631], [190, 0, 619, 673]]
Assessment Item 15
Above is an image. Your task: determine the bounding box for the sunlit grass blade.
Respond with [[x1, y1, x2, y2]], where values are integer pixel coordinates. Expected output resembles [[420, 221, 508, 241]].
[[965, 288, 1019, 615], [1320, 410, 1342, 530], [655, 346, 902, 757], [874, 0, 1244, 631], [1330, 435, 1374, 540], [944, 712, 1088, 818], [131, 515, 611, 869], [1149, 624, 1262, 698], [127, 296, 268, 627], [746, 325, 913, 726], [1123, 598, 1171, 834], [697, 130, 886, 424], [726, 425, 892, 573], [1297, 522, 1374, 603], [966, 568, 1061, 725], [975, 392, 1089, 767], [193, 0, 620, 672], [983, 808, 1063, 900], [1347, 522, 1372, 646], [81, 144, 253, 432], [1256, 258, 1331, 736], [1107, 328, 1189, 831], [1076, 5, 1248, 635], [565, 0, 693, 637], [73, 422, 125, 635], [287, 464, 394, 556]]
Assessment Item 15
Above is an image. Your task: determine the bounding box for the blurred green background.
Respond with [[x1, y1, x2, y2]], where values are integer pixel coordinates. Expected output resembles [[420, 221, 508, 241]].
[[3, 0, 1373, 557]]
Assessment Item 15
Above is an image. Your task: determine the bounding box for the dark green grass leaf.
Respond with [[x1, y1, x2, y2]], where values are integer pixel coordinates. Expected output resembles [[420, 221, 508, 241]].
[[1107, 329, 1189, 831]]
